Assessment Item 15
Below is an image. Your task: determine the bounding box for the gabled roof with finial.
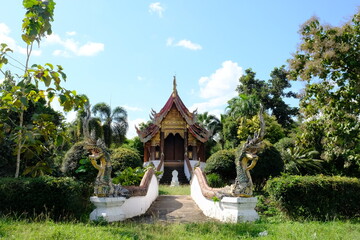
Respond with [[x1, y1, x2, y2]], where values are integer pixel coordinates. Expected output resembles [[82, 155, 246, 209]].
[[136, 76, 209, 143]]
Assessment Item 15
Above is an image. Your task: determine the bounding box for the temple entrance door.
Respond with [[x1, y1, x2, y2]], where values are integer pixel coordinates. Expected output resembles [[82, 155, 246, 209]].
[[164, 133, 184, 161]]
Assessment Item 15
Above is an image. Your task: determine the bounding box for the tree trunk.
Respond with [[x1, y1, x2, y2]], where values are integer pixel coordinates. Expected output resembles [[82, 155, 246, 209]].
[[15, 111, 24, 178]]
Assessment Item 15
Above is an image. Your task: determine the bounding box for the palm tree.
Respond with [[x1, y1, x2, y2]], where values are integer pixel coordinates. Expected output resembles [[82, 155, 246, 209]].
[[197, 112, 221, 138], [226, 94, 260, 120], [197, 112, 222, 159], [283, 147, 323, 175], [92, 102, 128, 147]]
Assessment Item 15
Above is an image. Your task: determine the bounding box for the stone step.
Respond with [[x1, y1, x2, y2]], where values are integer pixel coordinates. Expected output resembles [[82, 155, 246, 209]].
[[127, 195, 213, 223]]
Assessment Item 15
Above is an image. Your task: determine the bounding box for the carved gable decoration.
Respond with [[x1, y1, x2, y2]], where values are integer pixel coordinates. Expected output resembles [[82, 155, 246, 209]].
[[150, 131, 160, 146], [162, 105, 186, 131]]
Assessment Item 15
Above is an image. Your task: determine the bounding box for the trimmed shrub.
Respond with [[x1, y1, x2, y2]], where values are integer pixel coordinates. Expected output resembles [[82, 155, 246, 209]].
[[266, 175, 360, 220], [61, 141, 88, 175], [0, 176, 93, 220], [206, 173, 226, 188], [61, 141, 97, 182], [204, 149, 236, 182], [111, 147, 142, 173], [205, 143, 283, 190]]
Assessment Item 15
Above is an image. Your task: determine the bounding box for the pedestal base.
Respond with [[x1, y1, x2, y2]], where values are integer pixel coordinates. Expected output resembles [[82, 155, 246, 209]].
[[220, 196, 259, 222], [90, 196, 126, 222]]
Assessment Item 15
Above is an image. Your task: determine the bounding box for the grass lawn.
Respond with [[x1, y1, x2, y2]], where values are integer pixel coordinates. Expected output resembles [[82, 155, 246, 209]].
[[159, 184, 190, 195], [0, 218, 359, 240]]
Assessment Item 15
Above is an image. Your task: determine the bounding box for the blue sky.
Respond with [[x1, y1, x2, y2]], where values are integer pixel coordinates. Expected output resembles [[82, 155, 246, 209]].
[[0, 0, 359, 138]]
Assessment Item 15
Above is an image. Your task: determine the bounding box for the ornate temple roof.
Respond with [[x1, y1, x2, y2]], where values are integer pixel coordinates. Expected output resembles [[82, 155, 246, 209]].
[[136, 77, 210, 143]]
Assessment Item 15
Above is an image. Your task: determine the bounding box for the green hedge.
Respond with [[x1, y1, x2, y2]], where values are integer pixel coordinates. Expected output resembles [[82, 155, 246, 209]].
[[0, 176, 93, 220], [266, 175, 360, 220]]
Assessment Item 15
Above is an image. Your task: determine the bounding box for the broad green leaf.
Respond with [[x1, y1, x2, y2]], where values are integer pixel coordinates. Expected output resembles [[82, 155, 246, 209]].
[[20, 97, 29, 107], [43, 76, 51, 87], [45, 63, 54, 69], [59, 94, 67, 104]]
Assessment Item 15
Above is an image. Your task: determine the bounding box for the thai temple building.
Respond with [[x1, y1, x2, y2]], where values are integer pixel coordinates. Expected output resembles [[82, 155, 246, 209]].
[[136, 77, 210, 168]]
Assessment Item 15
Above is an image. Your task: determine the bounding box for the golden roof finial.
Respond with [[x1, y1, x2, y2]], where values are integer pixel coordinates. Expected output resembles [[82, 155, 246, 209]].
[[172, 75, 177, 96]]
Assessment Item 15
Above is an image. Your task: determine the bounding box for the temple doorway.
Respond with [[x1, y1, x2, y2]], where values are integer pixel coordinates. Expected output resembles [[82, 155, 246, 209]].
[[164, 133, 184, 161]]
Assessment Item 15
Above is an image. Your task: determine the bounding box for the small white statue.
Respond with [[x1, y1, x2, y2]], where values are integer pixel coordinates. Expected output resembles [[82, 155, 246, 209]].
[[170, 170, 179, 187]]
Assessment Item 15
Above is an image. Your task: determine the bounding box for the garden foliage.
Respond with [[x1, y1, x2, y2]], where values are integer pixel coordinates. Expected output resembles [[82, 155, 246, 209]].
[[112, 167, 146, 186], [206, 173, 226, 188], [0, 176, 93, 220], [111, 147, 142, 173], [266, 175, 360, 220], [61, 141, 96, 182]]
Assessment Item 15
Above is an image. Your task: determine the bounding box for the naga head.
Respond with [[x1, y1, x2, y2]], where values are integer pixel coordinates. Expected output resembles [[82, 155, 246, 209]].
[[242, 104, 265, 155], [82, 103, 109, 156]]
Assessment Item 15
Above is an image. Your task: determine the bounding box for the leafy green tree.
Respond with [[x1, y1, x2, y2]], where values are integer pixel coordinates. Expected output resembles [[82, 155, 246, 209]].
[[197, 112, 222, 159], [288, 11, 360, 176], [92, 102, 128, 147], [226, 94, 260, 120], [122, 136, 144, 160], [222, 94, 260, 149], [237, 113, 285, 144], [221, 115, 239, 149], [197, 112, 222, 137], [236, 67, 298, 129], [0, 0, 86, 178]]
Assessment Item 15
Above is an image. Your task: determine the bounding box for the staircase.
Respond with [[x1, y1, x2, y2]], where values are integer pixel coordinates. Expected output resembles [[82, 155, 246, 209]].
[[160, 161, 189, 184]]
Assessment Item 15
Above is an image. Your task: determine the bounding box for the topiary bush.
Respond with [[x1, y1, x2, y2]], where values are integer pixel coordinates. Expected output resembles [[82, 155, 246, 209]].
[[61, 141, 97, 182], [111, 147, 142, 173], [266, 175, 360, 220], [204, 149, 236, 182], [61, 141, 88, 175], [206, 173, 226, 188], [0, 176, 93, 220]]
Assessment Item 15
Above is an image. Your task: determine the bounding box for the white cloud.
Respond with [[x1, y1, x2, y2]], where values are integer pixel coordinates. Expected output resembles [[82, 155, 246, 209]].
[[127, 118, 147, 139], [190, 60, 243, 116], [44, 33, 104, 57], [123, 105, 143, 112], [166, 37, 202, 50], [77, 42, 104, 56], [53, 49, 71, 58], [137, 76, 144, 81], [199, 60, 242, 99], [66, 31, 77, 36], [0, 23, 15, 47], [176, 39, 202, 50], [149, 2, 165, 18], [0, 22, 42, 56]]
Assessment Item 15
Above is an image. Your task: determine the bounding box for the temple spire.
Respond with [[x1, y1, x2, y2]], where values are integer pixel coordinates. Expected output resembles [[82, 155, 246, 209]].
[[172, 75, 177, 97]]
